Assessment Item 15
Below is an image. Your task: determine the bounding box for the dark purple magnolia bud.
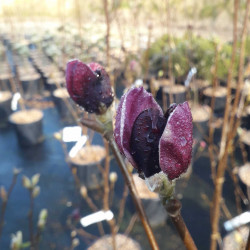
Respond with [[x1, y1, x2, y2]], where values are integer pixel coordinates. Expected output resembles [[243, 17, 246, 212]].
[[114, 86, 193, 180], [66, 59, 114, 114]]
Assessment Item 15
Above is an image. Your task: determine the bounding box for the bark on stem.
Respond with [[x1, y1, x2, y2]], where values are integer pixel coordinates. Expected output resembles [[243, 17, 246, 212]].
[[218, 0, 239, 160], [164, 198, 197, 250]]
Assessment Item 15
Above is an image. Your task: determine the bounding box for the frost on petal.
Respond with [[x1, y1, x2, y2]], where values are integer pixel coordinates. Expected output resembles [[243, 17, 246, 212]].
[[159, 102, 193, 180], [114, 86, 163, 169]]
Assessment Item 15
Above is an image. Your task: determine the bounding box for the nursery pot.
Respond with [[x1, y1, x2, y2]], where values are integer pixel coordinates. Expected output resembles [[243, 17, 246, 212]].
[[0, 73, 12, 91], [46, 77, 65, 92], [9, 109, 44, 146], [222, 226, 249, 250], [68, 145, 106, 190], [0, 91, 12, 124], [20, 73, 43, 98], [189, 103, 211, 141], [238, 163, 250, 199], [203, 86, 227, 115], [239, 130, 250, 162], [241, 106, 250, 130], [219, 78, 237, 95], [52, 88, 74, 122], [189, 79, 210, 103], [163, 85, 186, 107], [88, 234, 141, 250], [131, 174, 167, 227], [154, 78, 171, 102]]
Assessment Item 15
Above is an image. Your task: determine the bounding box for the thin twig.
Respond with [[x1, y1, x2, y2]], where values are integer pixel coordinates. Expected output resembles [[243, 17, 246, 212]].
[[28, 190, 34, 249], [0, 172, 19, 240], [103, 141, 117, 250], [103, 0, 110, 74], [81, 192, 105, 237], [124, 214, 138, 236], [115, 185, 129, 233], [210, 1, 250, 249]]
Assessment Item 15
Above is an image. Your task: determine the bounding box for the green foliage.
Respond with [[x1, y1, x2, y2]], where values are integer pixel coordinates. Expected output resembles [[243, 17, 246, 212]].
[[147, 33, 249, 81]]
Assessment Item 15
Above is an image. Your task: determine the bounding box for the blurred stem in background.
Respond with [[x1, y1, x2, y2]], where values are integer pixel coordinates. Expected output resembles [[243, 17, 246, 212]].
[[0, 169, 20, 241], [103, 0, 110, 75], [210, 0, 250, 249]]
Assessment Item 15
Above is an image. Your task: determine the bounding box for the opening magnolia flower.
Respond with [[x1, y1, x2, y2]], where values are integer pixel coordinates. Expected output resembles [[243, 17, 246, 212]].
[[66, 59, 114, 114], [114, 86, 193, 180]]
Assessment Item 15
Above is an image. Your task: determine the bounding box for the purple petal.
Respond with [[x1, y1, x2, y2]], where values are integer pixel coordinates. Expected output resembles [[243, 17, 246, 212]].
[[159, 102, 193, 180], [114, 86, 163, 169], [130, 108, 166, 177]]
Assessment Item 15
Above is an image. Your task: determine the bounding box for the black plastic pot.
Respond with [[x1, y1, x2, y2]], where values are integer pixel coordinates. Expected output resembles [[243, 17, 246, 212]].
[[240, 130, 250, 162], [190, 79, 210, 103], [163, 85, 186, 107], [238, 163, 250, 199], [69, 145, 105, 190], [52, 88, 74, 123], [190, 104, 211, 141], [241, 106, 250, 130], [219, 78, 237, 95], [88, 234, 141, 250], [155, 78, 171, 102], [0, 91, 12, 125], [0, 73, 12, 91], [9, 109, 44, 146], [46, 77, 65, 93], [20, 74, 43, 98], [222, 226, 249, 250], [203, 86, 227, 115]]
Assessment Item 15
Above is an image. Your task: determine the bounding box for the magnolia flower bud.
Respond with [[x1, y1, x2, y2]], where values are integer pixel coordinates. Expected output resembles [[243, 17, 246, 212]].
[[114, 86, 193, 181], [66, 59, 114, 114]]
